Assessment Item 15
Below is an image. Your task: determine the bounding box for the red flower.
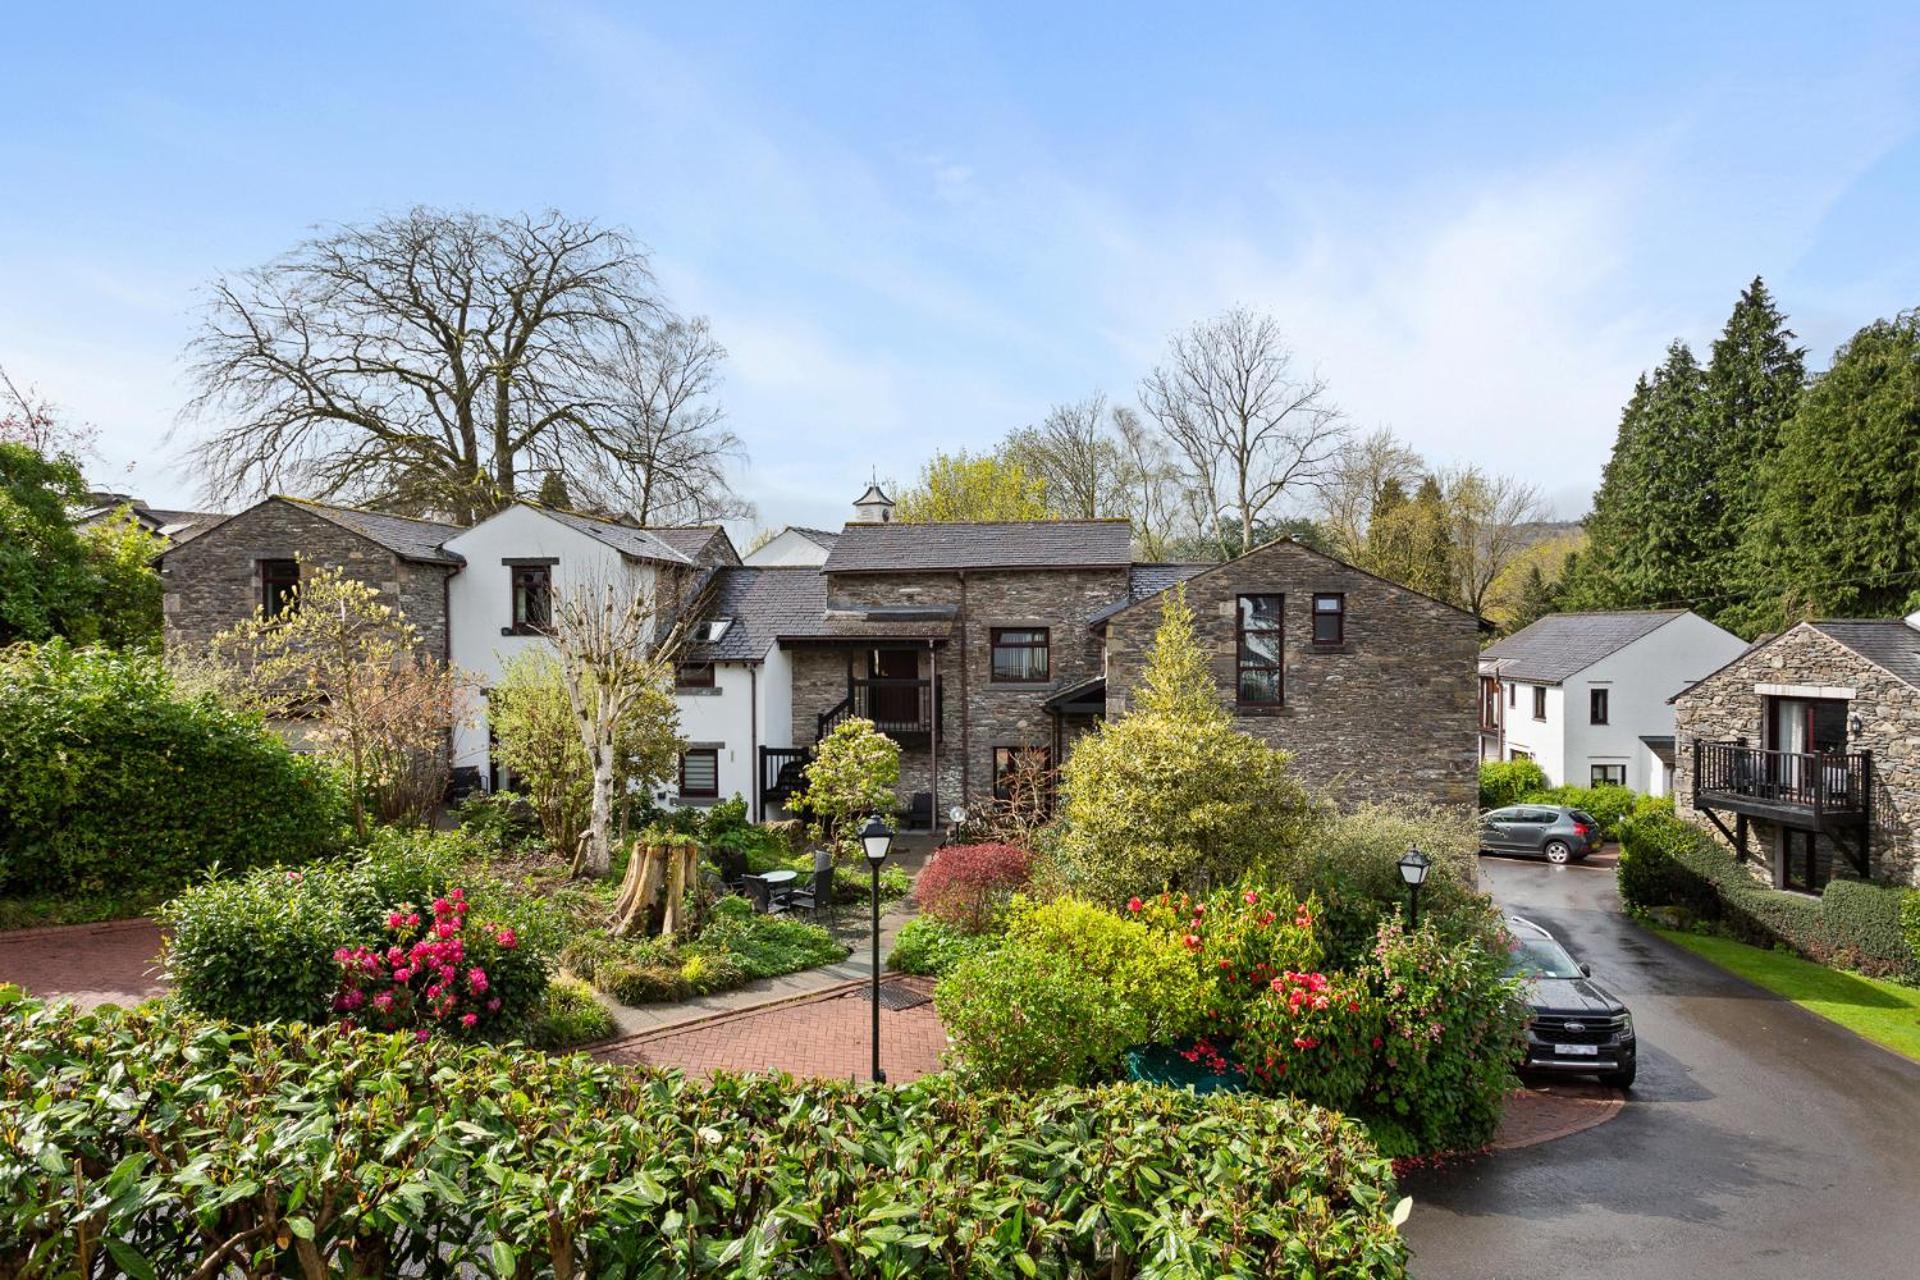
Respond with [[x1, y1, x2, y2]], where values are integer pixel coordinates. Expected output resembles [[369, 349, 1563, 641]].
[[1183, 934, 1202, 950], [1243, 890, 1259, 906], [1127, 897, 1143, 913]]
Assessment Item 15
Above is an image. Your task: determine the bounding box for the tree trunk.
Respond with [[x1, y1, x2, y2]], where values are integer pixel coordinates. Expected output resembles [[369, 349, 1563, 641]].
[[610, 842, 668, 937], [575, 743, 615, 878], [660, 842, 691, 940]]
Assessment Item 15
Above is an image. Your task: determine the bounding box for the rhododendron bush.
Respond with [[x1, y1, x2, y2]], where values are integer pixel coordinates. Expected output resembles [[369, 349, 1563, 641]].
[[332, 887, 546, 1039]]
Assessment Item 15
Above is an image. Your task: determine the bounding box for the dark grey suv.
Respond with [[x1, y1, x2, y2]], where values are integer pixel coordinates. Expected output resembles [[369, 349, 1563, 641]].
[[1506, 915, 1636, 1089], [1480, 805, 1600, 864]]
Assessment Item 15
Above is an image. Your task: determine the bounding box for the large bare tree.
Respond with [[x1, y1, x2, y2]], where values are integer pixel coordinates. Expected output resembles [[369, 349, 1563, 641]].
[[1000, 393, 1131, 520], [179, 208, 660, 522], [1317, 427, 1426, 562], [1111, 405, 1188, 559], [1442, 465, 1546, 617], [1139, 308, 1348, 557], [567, 316, 752, 526]]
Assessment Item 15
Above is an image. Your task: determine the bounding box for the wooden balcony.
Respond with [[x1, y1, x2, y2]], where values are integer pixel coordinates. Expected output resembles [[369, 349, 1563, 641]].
[[818, 677, 945, 743], [1692, 740, 1872, 832]]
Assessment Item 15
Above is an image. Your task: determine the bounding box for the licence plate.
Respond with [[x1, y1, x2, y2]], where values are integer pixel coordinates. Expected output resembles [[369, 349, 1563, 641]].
[[1554, 1044, 1600, 1056]]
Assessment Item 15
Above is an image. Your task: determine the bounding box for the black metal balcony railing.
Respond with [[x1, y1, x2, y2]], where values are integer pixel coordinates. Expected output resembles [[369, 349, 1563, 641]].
[[818, 677, 944, 741], [759, 747, 811, 805], [1693, 740, 1871, 815]]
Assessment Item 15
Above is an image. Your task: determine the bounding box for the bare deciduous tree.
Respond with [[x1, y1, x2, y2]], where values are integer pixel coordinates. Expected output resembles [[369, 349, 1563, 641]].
[[0, 365, 97, 459], [1000, 393, 1131, 520], [548, 567, 700, 877], [1442, 466, 1547, 617], [179, 208, 660, 522], [1111, 405, 1188, 559], [568, 316, 752, 526], [1317, 427, 1425, 562], [1139, 308, 1348, 557]]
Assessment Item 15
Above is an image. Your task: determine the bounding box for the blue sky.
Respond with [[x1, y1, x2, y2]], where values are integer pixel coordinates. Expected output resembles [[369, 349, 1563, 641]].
[[6, 2, 1920, 529]]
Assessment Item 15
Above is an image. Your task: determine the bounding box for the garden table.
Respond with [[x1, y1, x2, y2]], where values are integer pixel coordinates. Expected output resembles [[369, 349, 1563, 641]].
[[746, 868, 798, 912]]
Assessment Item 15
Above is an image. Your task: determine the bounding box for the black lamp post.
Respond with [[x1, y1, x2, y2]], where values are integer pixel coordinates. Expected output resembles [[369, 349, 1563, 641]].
[[860, 814, 894, 1083], [1397, 848, 1432, 928]]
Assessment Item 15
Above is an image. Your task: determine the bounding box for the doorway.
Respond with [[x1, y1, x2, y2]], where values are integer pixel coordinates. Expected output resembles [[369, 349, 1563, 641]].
[[1765, 696, 1848, 797], [867, 648, 920, 727]]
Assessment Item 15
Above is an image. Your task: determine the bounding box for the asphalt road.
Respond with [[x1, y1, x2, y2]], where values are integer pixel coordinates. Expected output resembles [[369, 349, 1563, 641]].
[[1401, 855, 1920, 1280]]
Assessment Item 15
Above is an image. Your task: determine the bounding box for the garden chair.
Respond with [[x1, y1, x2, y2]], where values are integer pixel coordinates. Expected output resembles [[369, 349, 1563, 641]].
[[782, 849, 837, 925], [714, 845, 750, 893]]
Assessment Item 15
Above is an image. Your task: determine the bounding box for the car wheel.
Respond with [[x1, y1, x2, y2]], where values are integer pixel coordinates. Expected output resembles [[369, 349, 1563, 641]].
[[1544, 840, 1572, 864], [1601, 1063, 1636, 1090]]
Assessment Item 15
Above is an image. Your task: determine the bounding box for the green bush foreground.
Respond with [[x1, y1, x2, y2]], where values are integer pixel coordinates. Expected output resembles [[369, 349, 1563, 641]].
[[0, 993, 1409, 1278]]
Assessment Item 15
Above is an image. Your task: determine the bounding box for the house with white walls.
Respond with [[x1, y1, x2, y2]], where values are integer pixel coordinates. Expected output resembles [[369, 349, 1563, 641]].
[[1478, 610, 1748, 793], [742, 526, 838, 567], [439, 503, 740, 796]]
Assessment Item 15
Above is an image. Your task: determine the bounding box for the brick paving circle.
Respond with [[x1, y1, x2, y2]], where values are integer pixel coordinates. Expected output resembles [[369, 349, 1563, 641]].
[[1490, 1081, 1624, 1149], [0, 919, 168, 1009]]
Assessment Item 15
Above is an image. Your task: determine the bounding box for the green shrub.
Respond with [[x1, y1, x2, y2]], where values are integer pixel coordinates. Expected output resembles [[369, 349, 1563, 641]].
[[1620, 811, 1918, 982], [1479, 759, 1549, 809], [0, 641, 345, 900], [1519, 783, 1638, 840], [888, 914, 999, 976], [1054, 592, 1313, 901], [0, 994, 1410, 1277], [696, 900, 846, 980], [523, 974, 618, 1049], [454, 790, 539, 850], [936, 897, 1208, 1088], [160, 833, 549, 1029]]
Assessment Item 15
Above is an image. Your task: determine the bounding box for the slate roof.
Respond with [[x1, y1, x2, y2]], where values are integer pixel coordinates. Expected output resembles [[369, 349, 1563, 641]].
[[790, 527, 840, 550], [643, 525, 740, 566], [1809, 620, 1920, 690], [1088, 562, 1212, 624], [823, 520, 1133, 573], [687, 567, 827, 662], [537, 508, 694, 565], [1479, 611, 1688, 685], [282, 498, 465, 565]]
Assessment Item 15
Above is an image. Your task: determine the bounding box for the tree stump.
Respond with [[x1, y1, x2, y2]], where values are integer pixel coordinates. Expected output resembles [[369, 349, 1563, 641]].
[[610, 842, 668, 937]]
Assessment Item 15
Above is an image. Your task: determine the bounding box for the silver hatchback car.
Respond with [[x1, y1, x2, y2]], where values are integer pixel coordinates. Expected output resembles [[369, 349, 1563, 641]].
[[1479, 805, 1601, 864]]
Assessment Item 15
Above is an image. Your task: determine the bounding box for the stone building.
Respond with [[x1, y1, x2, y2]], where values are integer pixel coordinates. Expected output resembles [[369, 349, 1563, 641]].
[[1674, 617, 1920, 890], [156, 496, 465, 659]]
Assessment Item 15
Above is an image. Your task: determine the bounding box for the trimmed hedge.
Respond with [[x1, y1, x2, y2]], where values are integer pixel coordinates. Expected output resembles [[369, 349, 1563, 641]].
[[1618, 810, 1919, 983], [1479, 759, 1549, 809], [0, 642, 345, 899], [0, 994, 1411, 1277]]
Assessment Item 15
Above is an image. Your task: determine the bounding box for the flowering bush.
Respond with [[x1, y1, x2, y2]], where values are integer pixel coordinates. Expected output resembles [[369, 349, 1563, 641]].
[[332, 888, 546, 1039], [914, 841, 1034, 933], [1238, 968, 1379, 1110], [1135, 885, 1324, 1036], [1357, 919, 1529, 1156]]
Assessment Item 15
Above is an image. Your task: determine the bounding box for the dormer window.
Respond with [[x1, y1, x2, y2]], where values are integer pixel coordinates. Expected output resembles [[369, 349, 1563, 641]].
[[687, 618, 732, 644]]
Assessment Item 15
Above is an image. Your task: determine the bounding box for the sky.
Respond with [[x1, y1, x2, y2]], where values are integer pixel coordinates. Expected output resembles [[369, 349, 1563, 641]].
[[6, 2, 1920, 532]]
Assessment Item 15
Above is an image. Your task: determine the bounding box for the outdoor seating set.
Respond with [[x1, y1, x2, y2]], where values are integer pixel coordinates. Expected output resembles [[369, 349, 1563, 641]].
[[709, 847, 837, 922]]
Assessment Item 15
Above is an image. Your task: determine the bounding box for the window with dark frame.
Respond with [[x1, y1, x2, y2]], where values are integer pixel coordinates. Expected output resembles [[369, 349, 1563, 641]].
[[675, 661, 715, 689], [510, 565, 552, 633], [1509, 747, 1533, 761], [678, 748, 719, 799], [1590, 763, 1627, 787], [989, 627, 1050, 683], [1236, 593, 1284, 705], [992, 745, 1054, 802], [260, 559, 300, 618], [1532, 685, 1547, 720], [1311, 593, 1345, 645], [1508, 682, 1517, 707], [1590, 687, 1610, 725], [1480, 677, 1501, 730]]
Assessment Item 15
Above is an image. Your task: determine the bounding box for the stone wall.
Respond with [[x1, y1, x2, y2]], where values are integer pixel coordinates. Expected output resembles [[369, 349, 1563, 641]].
[[1103, 543, 1480, 808], [1673, 624, 1920, 887], [159, 499, 454, 662]]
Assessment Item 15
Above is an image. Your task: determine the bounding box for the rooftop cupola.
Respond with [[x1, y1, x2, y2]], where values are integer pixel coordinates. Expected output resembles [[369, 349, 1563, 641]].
[[852, 480, 894, 524]]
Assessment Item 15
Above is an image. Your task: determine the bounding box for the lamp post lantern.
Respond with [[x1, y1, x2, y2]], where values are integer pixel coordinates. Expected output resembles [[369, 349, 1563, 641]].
[[1397, 848, 1432, 929], [860, 814, 894, 1083]]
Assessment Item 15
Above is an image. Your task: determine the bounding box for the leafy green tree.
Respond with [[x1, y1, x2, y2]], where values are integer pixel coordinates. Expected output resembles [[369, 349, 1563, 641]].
[[1703, 278, 1805, 604], [893, 450, 1051, 522], [1364, 475, 1456, 602], [793, 717, 901, 860], [1055, 589, 1313, 901], [536, 472, 574, 509], [0, 445, 161, 648], [1732, 311, 1920, 629], [1504, 562, 1563, 634]]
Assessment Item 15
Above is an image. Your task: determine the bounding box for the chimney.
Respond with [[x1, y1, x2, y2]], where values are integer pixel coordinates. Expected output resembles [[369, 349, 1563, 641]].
[[851, 480, 894, 525]]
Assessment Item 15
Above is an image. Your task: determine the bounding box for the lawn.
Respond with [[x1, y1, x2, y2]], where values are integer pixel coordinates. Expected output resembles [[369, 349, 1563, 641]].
[[1651, 926, 1920, 1063]]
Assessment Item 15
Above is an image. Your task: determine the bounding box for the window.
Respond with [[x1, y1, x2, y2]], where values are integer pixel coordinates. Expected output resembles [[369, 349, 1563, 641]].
[[675, 662, 715, 689], [1480, 677, 1501, 730], [1590, 764, 1627, 787], [1236, 594, 1284, 705], [992, 745, 1054, 802], [1508, 682, 1517, 707], [1311, 592, 1345, 645], [1532, 685, 1548, 720], [1590, 687, 1610, 725], [260, 559, 300, 618], [678, 749, 719, 799], [1509, 747, 1533, 762], [510, 565, 551, 633], [687, 617, 732, 644], [990, 628, 1050, 683]]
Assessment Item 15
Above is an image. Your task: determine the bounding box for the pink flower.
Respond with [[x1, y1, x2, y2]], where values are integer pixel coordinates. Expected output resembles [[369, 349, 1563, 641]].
[[1127, 897, 1143, 913], [486, 997, 502, 1012], [495, 928, 518, 950], [1293, 1036, 1319, 1050], [467, 967, 490, 993], [1243, 890, 1259, 906], [415, 1028, 431, 1043], [1183, 934, 1202, 950], [460, 1013, 479, 1029], [372, 992, 394, 1013]]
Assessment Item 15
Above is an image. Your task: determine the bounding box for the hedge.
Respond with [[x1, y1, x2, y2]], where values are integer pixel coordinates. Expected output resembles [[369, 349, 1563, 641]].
[[0, 994, 1411, 1278], [0, 641, 345, 899], [1618, 810, 1919, 983], [1478, 760, 1548, 809]]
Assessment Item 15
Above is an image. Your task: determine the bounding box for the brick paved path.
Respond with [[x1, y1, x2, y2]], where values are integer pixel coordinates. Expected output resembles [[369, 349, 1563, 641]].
[[598, 978, 947, 1082], [0, 919, 167, 1009], [1489, 1080, 1623, 1150]]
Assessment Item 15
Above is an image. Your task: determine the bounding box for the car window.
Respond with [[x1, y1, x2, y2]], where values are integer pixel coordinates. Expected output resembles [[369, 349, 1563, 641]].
[[1506, 936, 1583, 979], [1485, 808, 1515, 822], [1515, 810, 1551, 824], [1570, 810, 1597, 825]]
